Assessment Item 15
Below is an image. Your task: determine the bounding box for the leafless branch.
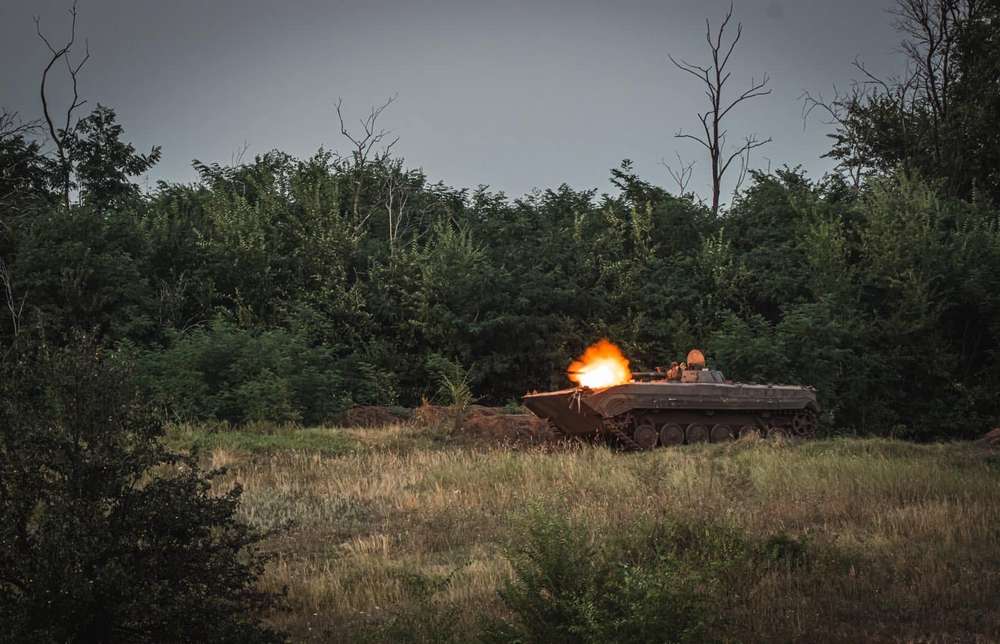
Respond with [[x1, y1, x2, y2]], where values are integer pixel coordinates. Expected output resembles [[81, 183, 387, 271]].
[[336, 94, 399, 167], [718, 74, 771, 120], [0, 257, 27, 342], [335, 95, 400, 224], [35, 0, 90, 209], [851, 58, 896, 95], [0, 111, 37, 141], [721, 134, 770, 178], [729, 135, 765, 199], [674, 131, 711, 151], [667, 55, 711, 84], [660, 152, 696, 195], [668, 1, 771, 213], [800, 86, 869, 190], [379, 158, 414, 256], [230, 140, 250, 166]]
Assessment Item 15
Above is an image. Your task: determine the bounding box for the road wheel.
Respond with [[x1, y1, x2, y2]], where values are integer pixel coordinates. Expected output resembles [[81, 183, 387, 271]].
[[737, 424, 757, 439], [686, 424, 709, 443], [791, 411, 818, 437], [633, 423, 659, 450], [659, 423, 684, 446], [710, 424, 733, 442]]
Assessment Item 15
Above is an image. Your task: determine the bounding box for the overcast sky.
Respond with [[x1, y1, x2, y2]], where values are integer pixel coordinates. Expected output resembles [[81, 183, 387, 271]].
[[1, 0, 904, 200]]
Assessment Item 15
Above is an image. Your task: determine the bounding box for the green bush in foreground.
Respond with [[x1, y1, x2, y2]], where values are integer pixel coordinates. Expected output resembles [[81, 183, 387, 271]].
[[0, 337, 284, 643], [484, 511, 811, 644]]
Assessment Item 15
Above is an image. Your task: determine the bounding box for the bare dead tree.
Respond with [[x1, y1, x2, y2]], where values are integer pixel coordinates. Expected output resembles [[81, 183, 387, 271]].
[[378, 158, 414, 257], [0, 257, 27, 344], [35, 1, 90, 210], [230, 140, 250, 166], [669, 2, 771, 214], [660, 152, 696, 196], [335, 95, 399, 225]]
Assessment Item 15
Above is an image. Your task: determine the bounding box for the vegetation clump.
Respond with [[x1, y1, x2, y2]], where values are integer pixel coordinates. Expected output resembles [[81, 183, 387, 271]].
[[0, 338, 284, 643], [3, 1, 1000, 439]]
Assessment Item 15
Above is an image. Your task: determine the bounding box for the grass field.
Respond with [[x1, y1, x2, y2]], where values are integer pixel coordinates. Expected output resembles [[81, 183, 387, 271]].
[[167, 421, 1000, 643]]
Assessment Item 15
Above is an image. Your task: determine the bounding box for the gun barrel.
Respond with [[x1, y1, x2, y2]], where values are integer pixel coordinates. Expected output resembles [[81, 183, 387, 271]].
[[631, 371, 667, 382]]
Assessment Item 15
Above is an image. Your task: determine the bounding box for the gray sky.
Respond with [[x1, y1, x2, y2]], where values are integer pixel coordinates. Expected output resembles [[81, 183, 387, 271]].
[[1, 0, 904, 200]]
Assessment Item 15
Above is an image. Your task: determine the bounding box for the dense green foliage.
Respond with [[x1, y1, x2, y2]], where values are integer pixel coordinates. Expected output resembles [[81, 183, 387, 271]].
[[3, 112, 1000, 436], [483, 511, 812, 644], [2, 3, 999, 438], [0, 337, 282, 643], [826, 0, 1000, 205], [3, 116, 999, 436]]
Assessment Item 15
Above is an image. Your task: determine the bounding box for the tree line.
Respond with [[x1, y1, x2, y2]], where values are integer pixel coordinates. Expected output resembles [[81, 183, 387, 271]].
[[1, 0, 998, 439]]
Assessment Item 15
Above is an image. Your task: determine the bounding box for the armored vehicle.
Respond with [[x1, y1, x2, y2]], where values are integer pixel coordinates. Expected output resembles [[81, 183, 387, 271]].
[[522, 349, 819, 450]]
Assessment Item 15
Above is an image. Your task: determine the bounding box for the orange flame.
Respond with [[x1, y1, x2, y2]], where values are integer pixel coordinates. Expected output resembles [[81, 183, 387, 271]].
[[568, 339, 632, 389]]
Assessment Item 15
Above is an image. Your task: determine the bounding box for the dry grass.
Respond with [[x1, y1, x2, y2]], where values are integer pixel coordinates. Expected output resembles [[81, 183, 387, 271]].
[[171, 423, 1000, 642]]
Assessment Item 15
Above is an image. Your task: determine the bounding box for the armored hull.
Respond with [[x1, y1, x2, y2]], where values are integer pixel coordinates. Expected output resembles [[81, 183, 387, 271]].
[[523, 369, 819, 450]]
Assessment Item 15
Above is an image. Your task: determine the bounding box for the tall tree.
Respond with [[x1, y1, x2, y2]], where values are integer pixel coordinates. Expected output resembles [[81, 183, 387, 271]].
[[34, 3, 160, 212], [669, 2, 772, 213], [808, 0, 1000, 203]]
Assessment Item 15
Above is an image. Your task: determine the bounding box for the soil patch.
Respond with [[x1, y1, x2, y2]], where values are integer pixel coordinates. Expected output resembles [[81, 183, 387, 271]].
[[338, 405, 410, 428], [415, 404, 556, 445], [979, 427, 1000, 447]]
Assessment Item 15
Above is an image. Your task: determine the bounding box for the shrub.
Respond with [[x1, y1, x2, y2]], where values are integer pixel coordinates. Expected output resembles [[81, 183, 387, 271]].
[[0, 336, 284, 643], [486, 511, 814, 644], [138, 317, 393, 425], [485, 513, 710, 644]]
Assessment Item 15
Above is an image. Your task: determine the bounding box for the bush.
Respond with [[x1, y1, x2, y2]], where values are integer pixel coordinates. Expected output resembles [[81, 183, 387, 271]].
[[485, 513, 710, 644], [486, 511, 814, 644], [138, 317, 393, 425], [0, 336, 284, 643]]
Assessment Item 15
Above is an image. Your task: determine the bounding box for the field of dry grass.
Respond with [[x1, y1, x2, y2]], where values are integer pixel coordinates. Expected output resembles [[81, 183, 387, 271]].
[[168, 422, 1000, 643]]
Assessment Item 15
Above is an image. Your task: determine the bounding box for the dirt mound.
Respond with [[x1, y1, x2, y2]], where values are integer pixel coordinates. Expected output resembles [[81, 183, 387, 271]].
[[414, 404, 556, 445], [412, 402, 452, 428], [339, 405, 410, 428], [979, 427, 1000, 447], [463, 406, 556, 444]]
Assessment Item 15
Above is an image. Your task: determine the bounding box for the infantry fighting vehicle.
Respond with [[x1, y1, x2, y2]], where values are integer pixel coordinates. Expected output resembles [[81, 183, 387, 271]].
[[522, 349, 819, 449]]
